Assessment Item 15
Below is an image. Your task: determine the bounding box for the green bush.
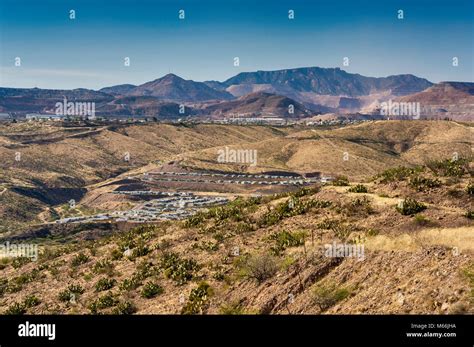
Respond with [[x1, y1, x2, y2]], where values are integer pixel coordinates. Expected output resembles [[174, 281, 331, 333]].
[[159, 252, 200, 285], [140, 282, 164, 299], [95, 278, 116, 292], [348, 184, 368, 193], [88, 292, 118, 313], [93, 259, 115, 275], [71, 253, 90, 267], [120, 276, 142, 291], [258, 197, 318, 227], [113, 301, 137, 315], [4, 302, 26, 315], [23, 295, 41, 308], [7, 269, 41, 293], [465, 211, 474, 220], [192, 240, 219, 252], [291, 186, 320, 197], [339, 196, 374, 216], [184, 213, 205, 228], [396, 198, 427, 215], [427, 158, 469, 177], [332, 176, 350, 186], [408, 176, 442, 191], [270, 230, 306, 255], [110, 248, 123, 260], [11, 257, 32, 269], [58, 284, 85, 302], [312, 282, 351, 311], [128, 242, 150, 259], [181, 282, 213, 315], [376, 166, 423, 183]]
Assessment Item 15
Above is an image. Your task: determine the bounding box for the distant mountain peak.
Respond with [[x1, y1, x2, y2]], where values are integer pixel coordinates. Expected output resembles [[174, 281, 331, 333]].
[[222, 66, 432, 97], [126, 73, 234, 102], [158, 73, 184, 82]]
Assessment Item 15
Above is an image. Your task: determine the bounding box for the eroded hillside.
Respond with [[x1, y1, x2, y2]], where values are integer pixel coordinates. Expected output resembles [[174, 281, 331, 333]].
[[0, 158, 472, 315]]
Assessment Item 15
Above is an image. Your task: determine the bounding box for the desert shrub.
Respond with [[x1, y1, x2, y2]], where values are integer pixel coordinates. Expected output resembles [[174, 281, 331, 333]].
[[120, 276, 142, 291], [234, 221, 254, 234], [270, 230, 306, 255], [348, 184, 368, 193], [95, 278, 116, 292], [113, 301, 137, 315], [427, 158, 469, 177], [184, 213, 206, 228], [375, 166, 423, 183], [332, 176, 350, 186], [258, 197, 317, 227], [467, 181, 474, 195], [291, 186, 320, 197], [119, 262, 156, 292], [4, 302, 26, 315], [58, 284, 84, 302], [159, 252, 200, 285], [140, 282, 164, 299], [88, 292, 118, 313], [465, 211, 474, 220], [408, 175, 441, 191], [181, 282, 213, 315], [212, 269, 225, 281], [93, 259, 115, 275], [339, 196, 374, 216], [110, 248, 123, 260], [134, 260, 156, 278], [192, 240, 219, 252], [129, 242, 150, 259], [244, 253, 278, 283], [396, 198, 427, 215], [23, 295, 41, 308], [11, 256, 31, 269], [312, 282, 351, 311], [314, 199, 332, 208], [207, 204, 245, 223], [7, 269, 41, 293], [71, 253, 90, 267]]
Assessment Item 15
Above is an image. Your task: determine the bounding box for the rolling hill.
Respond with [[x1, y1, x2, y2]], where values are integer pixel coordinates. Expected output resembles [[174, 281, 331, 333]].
[[201, 92, 312, 118], [395, 82, 474, 121]]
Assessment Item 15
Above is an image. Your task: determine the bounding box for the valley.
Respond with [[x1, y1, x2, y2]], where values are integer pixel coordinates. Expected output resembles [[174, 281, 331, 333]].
[[0, 119, 472, 315]]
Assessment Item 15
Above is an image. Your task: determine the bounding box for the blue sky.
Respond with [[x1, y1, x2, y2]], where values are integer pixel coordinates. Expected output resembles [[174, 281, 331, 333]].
[[0, 0, 472, 89]]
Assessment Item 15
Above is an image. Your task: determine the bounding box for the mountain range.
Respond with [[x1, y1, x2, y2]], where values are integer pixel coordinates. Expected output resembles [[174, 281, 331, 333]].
[[0, 67, 472, 120]]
